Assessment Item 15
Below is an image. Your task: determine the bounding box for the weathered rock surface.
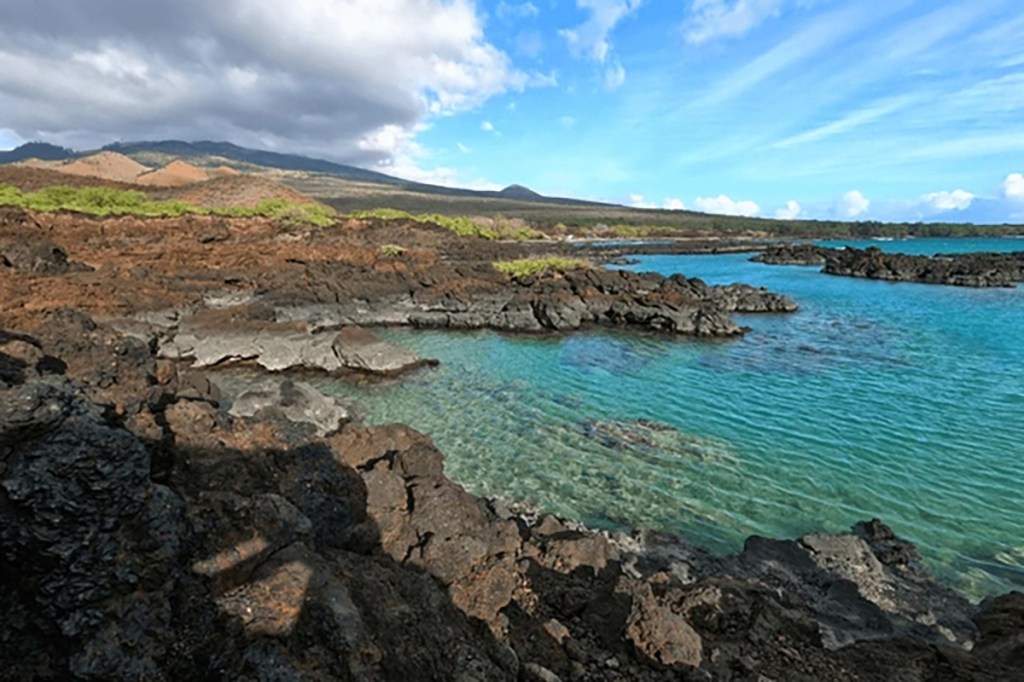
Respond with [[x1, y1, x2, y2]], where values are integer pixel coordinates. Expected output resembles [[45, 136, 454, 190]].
[[752, 243, 829, 265], [229, 379, 354, 437], [754, 243, 1024, 287], [159, 321, 436, 377], [272, 268, 797, 338], [2, 318, 1023, 680], [0, 207, 91, 275]]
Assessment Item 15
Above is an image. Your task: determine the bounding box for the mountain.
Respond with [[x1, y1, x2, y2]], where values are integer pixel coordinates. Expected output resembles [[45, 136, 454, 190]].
[[1, 138, 608, 209], [498, 184, 543, 200], [103, 140, 406, 185], [0, 142, 76, 164]]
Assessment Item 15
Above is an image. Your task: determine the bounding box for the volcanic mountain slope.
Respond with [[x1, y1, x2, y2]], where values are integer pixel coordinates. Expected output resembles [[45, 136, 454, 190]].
[[0, 163, 322, 210]]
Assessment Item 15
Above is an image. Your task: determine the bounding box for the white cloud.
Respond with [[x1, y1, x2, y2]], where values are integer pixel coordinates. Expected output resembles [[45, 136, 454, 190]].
[[456, 142, 471, 153], [559, 116, 577, 128], [560, 0, 642, 63], [685, 0, 786, 45], [497, 2, 540, 21], [481, 120, 496, 132], [0, 0, 554, 176], [663, 198, 686, 210], [773, 95, 915, 149], [629, 193, 656, 208], [604, 62, 626, 89], [694, 3, 878, 107], [922, 189, 975, 211], [694, 194, 760, 216], [1004, 173, 1024, 202], [774, 200, 801, 219], [837, 190, 870, 218]]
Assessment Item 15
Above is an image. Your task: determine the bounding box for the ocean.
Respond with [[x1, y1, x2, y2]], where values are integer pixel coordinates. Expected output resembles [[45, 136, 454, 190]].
[[316, 238, 1024, 598]]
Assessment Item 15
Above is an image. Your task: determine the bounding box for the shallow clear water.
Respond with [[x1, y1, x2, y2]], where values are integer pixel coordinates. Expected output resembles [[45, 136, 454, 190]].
[[313, 239, 1024, 598]]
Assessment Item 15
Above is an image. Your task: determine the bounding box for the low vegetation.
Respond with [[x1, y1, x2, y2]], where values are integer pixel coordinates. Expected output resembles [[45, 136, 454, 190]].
[[349, 208, 544, 241], [326, 197, 1024, 240], [378, 243, 407, 258], [0, 184, 336, 227], [493, 257, 590, 278]]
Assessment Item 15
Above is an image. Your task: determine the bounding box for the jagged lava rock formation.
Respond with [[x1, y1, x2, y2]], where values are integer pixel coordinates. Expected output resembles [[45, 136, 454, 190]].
[[2, 313, 1023, 681]]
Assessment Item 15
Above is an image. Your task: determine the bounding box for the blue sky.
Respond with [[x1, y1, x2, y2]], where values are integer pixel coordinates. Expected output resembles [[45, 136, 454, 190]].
[[426, 0, 1024, 222], [1, 0, 1023, 222]]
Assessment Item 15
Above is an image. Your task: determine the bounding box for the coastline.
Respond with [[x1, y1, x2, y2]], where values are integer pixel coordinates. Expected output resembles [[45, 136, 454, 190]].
[[3, 207, 1023, 680]]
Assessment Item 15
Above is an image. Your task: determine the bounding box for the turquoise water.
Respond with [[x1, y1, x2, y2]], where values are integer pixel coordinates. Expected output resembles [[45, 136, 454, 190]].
[[315, 239, 1024, 598], [818, 236, 1024, 255]]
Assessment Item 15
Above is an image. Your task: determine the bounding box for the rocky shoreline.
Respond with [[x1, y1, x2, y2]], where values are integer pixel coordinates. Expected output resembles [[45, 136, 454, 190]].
[[753, 244, 1024, 288], [2, 312, 1023, 681], [2, 208, 1023, 680]]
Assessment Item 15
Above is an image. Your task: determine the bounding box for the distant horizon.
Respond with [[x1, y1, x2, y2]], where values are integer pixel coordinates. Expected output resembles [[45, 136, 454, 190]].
[[3, 129, 1023, 225]]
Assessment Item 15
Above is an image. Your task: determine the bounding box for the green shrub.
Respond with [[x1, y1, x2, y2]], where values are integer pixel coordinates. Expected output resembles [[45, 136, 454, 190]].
[[493, 257, 590, 278], [378, 243, 407, 258], [0, 183, 335, 225], [350, 208, 543, 241]]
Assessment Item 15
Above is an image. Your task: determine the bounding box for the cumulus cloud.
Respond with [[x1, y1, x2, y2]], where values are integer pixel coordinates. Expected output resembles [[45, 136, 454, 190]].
[[560, 0, 642, 63], [685, 0, 786, 45], [694, 194, 760, 216], [663, 198, 686, 210], [922, 189, 975, 211], [837, 190, 870, 218], [481, 121, 496, 132], [0, 0, 547, 175], [1004, 173, 1024, 201], [629, 193, 656, 208], [774, 200, 801, 219]]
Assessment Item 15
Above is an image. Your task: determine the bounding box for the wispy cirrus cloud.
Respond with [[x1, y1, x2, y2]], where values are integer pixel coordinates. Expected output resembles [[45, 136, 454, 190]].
[[773, 95, 916, 149], [692, 2, 881, 108], [685, 0, 787, 45]]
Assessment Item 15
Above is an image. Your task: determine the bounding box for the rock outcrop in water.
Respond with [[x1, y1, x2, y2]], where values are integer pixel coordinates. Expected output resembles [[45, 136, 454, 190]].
[[754, 244, 1024, 287], [2, 313, 1022, 681]]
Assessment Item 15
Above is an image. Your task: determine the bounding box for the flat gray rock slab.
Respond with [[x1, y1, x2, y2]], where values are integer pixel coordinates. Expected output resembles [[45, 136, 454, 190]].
[[159, 324, 435, 376], [229, 380, 351, 437]]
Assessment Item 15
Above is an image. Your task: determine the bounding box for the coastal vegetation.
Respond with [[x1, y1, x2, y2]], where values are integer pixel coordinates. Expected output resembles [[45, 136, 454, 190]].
[[349, 208, 544, 240], [0, 183, 336, 227], [378, 243, 407, 258], [492, 256, 590, 278]]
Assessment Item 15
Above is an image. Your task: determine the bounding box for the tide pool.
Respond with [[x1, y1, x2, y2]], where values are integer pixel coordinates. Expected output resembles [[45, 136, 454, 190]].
[[314, 243, 1024, 599]]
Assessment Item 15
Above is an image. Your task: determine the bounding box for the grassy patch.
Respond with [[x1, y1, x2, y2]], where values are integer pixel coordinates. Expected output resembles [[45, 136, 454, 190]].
[[378, 243, 407, 258], [350, 207, 545, 241], [0, 184, 335, 227], [493, 257, 590, 278]]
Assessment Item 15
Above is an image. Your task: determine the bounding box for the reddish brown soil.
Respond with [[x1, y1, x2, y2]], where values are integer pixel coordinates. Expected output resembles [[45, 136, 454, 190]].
[[0, 206, 443, 330], [136, 159, 210, 186]]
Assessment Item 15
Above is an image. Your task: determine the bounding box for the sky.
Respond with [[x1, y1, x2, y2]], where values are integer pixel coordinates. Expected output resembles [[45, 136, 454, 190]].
[[1, 0, 1023, 223]]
